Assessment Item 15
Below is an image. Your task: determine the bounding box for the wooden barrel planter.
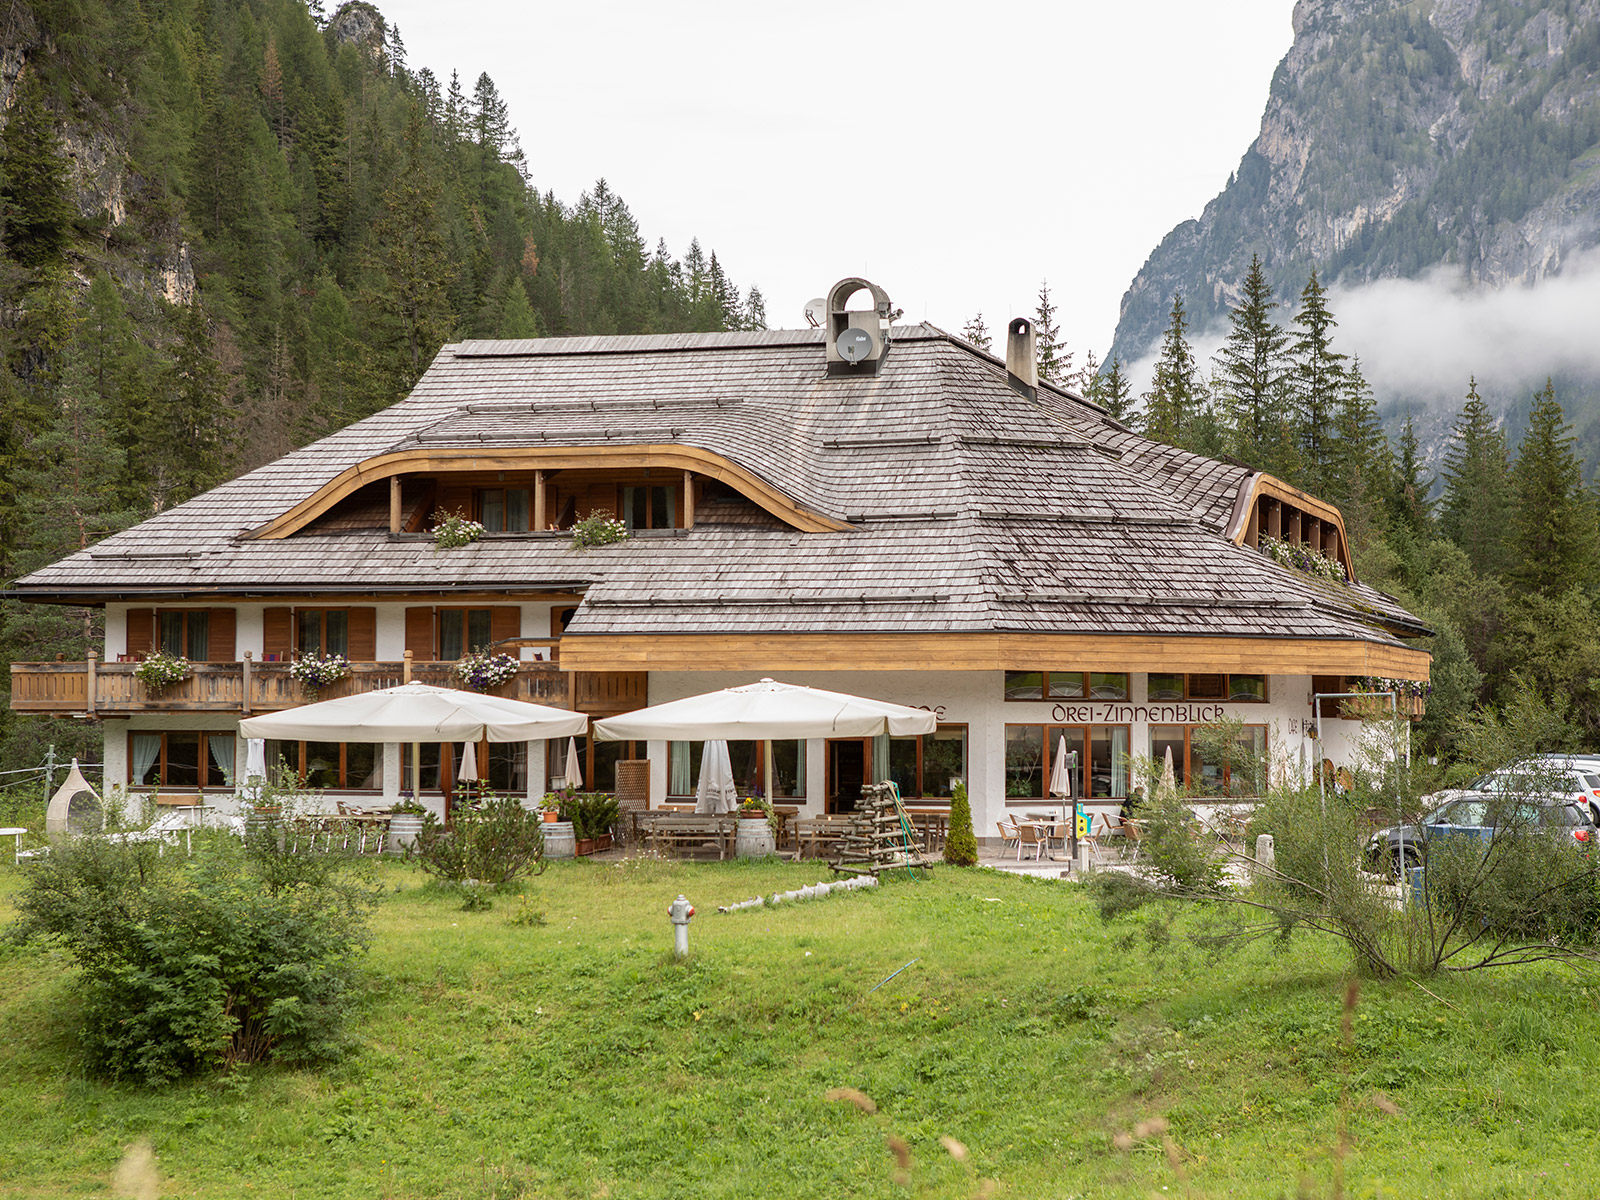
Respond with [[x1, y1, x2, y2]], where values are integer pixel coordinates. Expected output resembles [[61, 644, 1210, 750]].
[[735, 818, 776, 859], [544, 820, 575, 860], [386, 813, 424, 854]]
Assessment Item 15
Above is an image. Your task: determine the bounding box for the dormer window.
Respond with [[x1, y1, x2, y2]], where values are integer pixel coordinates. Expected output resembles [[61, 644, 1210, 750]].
[[478, 488, 531, 532], [622, 485, 676, 531]]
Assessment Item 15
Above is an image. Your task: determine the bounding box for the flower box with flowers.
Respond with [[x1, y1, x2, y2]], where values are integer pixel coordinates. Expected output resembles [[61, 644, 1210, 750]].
[[455, 651, 520, 692], [289, 654, 351, 699], [133, 652, 192, 693]]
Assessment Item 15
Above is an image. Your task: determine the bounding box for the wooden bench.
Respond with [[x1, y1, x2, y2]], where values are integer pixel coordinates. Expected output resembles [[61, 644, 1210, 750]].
[[793, 817, 853, 860], [648, 816, 736, 860]]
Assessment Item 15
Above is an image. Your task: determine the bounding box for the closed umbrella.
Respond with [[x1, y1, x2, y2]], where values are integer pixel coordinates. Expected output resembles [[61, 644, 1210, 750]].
[[243, 738, 268, 800], [594, 678, 936, 741], [1048, 734, 1075, 842], [1159, 745, 1178, 800], [696, 740, 739, 814], [562, 737, 583, 791], [458, 741, 479, 784]]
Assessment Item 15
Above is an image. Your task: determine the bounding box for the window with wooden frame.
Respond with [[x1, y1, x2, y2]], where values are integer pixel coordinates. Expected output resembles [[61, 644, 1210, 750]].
[[1146, 673, 1268, 703], [553, 734, 648, 795], [884, 725, 967, 801], [1148, 724, 1268, 797], [262, 607, 376, 663], [1004, 724, 1130, 801], [127, 608, 237, 663], [266, 740, 384, 791], [1003, 671, 1129, 701], [398, 606, 519, 662], [296, 609, 348, 658], [477, 487, 532, 532], [128, 731, 234, 789], [402, 741, 528, 796], [666, 740, 806, 799], [621, 484, 676, 531]]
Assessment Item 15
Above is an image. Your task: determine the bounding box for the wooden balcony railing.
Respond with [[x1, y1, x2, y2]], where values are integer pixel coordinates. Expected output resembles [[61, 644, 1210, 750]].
[[9, 654, 607, 717]]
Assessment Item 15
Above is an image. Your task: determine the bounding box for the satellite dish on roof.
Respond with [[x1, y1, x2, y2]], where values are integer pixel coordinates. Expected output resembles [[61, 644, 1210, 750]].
[[803, 298, 827, 328], [836, 328, 874, 362]]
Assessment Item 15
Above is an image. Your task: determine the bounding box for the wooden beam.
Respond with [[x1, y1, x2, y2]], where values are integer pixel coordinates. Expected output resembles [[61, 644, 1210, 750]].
[[1226, 473, 1357, 583], [556, 632, 1432, 679], [389, 475, 402, 534], [533, 469, 546, 532], [245, 445, 852, 539], [683, 470, 694, 529]]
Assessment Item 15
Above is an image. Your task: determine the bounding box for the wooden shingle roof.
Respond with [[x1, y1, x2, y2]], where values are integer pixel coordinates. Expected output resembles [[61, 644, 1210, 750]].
[[10, 324, 1427, 648]]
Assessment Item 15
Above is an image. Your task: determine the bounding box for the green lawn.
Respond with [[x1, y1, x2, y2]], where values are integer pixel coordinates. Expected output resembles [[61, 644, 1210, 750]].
[[2, 855, 1597, 1199]]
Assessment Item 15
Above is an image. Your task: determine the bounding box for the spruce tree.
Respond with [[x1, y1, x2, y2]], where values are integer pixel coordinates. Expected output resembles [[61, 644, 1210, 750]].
[[1386, 415, 1434, 537], [1034, 281, 1071, 384], [1509, 379, 1596, 596], [742, 286, 767, 331], [497, 279, 539, 339], [943, 782, 978, 866], [1214, 254, 1291, 472], [0, 75, 75, 274], [1288, 268, 1348, 495], [1331, 357, 1389, 507], [962, 312, 992, 352], [1142, 293, 1202, 447], [1099, 356, 1134, 422], [1439, 376, 1513, 578]]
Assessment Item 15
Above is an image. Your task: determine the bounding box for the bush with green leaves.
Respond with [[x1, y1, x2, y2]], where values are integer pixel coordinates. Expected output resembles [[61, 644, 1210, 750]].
[[943, 782, 977, 866], [570, 793, 619, 841], [413, 794, 546, 886], [6, 827, 376, 1083]]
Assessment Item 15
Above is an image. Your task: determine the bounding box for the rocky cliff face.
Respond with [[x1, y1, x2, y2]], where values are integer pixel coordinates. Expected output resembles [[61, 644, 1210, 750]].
[[1110, 0, 1600, 363]]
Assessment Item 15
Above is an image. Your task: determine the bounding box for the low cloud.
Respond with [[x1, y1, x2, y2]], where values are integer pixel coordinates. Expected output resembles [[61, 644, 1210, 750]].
[[1121, 245, 1600, 408]]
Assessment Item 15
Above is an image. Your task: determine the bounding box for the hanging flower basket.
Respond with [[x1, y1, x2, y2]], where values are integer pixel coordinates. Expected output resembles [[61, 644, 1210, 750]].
[[289, 654, 351, 700], [455, 651, 520, 691], [133, 652, 191, 693]]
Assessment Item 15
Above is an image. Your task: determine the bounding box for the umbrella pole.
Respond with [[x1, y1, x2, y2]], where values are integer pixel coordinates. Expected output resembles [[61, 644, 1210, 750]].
[[411, 742, 420, 801]]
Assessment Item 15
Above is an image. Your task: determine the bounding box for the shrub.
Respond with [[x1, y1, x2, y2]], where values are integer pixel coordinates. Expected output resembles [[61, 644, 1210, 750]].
[[572, 793, 619, 841], [414, 794, 546, 886], [944, 782, 978, 866], [7, 828, 375, 1083]]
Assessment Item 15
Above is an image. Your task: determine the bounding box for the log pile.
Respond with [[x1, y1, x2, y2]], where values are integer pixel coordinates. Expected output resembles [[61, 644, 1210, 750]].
[[832, 783, 936, 875]]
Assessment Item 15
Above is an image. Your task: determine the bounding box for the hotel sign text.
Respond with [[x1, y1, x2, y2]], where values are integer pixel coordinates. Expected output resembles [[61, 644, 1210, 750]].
[[1048, 703, 1228, 725]]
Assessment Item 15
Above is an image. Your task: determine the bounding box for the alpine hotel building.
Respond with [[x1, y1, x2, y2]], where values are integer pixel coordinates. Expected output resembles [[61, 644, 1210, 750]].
[[8, 279, 1431, 831]]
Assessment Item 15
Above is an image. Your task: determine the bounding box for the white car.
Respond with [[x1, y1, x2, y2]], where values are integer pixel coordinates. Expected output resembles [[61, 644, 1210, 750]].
[[1422, 756, 1600, 819]]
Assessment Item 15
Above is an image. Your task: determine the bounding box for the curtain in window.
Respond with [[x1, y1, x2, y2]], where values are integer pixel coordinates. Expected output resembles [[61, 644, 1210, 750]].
[[1110, 727, 1129, 797], [209, 734, 235, 786], [131, 733, 161, 785], [670, 741, 692, 796], [872, 733, 890, 788]]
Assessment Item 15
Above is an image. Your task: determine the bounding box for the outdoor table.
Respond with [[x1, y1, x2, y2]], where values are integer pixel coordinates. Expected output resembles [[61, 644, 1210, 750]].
[[648, 816, 736, 860], [0, 826, 25, 865]]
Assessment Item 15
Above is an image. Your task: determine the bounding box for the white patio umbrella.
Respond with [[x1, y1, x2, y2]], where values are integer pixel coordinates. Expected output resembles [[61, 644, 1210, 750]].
[[242, 738, 268, 801], [239, 683, 588, 743], [1048, 734, 1076, 829], [458, 740, 479, 784], [695, 740, 738, 814], [1158, 745, 1179, 800], [561, 737, 583, 790], [593, 678, 937, 741]]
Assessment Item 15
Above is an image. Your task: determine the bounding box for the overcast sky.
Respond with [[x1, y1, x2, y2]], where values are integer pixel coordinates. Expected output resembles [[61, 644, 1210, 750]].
[[373, 0, 1294, 360]]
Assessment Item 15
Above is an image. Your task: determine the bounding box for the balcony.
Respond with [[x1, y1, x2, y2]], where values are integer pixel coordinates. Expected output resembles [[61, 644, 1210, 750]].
[[10, 659, 647, 718]]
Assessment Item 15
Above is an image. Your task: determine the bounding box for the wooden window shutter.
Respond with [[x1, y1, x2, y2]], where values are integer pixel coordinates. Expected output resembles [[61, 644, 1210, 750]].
[[208, 609, 237, 662], [490, 606, 520, 648], [263, 607, 293, 660], [405, 606, 436, 661], [125, 609, 154, 658], [346, 608, 377, 661]]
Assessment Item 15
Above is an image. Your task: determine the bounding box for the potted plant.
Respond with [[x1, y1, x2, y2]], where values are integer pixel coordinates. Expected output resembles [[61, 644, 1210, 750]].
[[288, 653, 351, 700], [569, 510, 630, 551], [539, 792, 565, 824], [431, 508, 486, 551], [570, 793, 618, 855], [387, 795, 428, 854], [133, 651, 191, 694], [455, 650, 519, 692]]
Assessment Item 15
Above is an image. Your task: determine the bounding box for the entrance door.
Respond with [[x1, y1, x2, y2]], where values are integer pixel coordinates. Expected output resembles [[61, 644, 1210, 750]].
[[827, 738, 870, 813]]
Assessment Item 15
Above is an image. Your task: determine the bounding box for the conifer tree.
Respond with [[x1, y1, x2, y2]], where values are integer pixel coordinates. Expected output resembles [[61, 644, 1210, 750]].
[[1386, 414, 1434, 538], [1508, 379, 1596, 596], [1288, 268, 1347, 494], [1078, 349, 1099, 396], [1098, 356, 1134, 422], [1331, 356, 1389, 508], [497, 279, 539, 339], [962, 312, 992, 352], [0, 75, 75, 275], [742, 286, 767, 331], [1034, 281, 1071, 384], [1440, 376, 1513, 578], [1142, 293, 1202, 447], [1214, 254, 1291, 472]]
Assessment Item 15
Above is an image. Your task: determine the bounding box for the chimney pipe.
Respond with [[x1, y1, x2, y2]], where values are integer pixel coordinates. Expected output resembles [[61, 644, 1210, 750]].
[[1006, 317, 1037, 398]]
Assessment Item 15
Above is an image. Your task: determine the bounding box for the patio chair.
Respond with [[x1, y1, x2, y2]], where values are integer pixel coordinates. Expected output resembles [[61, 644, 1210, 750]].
[[1015, 821, 1047, 862], [1122, 818, 1148, 863], [996, 820, 1019, 858]]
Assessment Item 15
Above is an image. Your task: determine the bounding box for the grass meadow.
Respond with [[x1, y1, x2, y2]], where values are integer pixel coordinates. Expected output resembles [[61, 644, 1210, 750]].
[[2, 853, 1598, 1199]]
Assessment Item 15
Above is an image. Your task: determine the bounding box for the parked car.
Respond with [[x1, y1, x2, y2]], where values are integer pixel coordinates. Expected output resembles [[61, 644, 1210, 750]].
[[1419, 755, 1600, 818], [1364, 793, 1597, 877]]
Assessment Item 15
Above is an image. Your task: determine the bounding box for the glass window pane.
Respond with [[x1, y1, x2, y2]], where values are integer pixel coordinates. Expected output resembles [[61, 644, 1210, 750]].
[[166, 733, 201, 787], [1046, 727, 1086, 800], [346, 743, 379, 790], [771, 740, 805, 798], [304, 742, 342, 789], [1149, 726, 1187, 790], [1089, 672, 1128, 701], [440, 611, 465, 661], [593, 739, 626, 793], [131, 733, 162, 785], [1047, 672, 1086, 699], [298, 610, 323, 658], [1004, 725, 1044, 799], [1004, 671, 1044, 701], [160, 611, 185, 657], [507, 489, 530, 532], [1229, 674, 1266, 702], [1231, 727, 1268, 796], [325, 610, 349, 658], [488, 742, 527, 794], [1090, 726, 1130, 798], [1188, 674, 1225, 700], [888, 737, 919, 797], [726, 741, 760, 794], [668, 741, 703, 796], [401, 742, 440, 793], [467, 609, 493, 652], [921, 728, 966, 799], [652, 486, 669, 529], [481, 489, 505, 532], [186, 611, 210, 662], [1147, 673, 1184, 701], [627, 487, 646, 530]]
